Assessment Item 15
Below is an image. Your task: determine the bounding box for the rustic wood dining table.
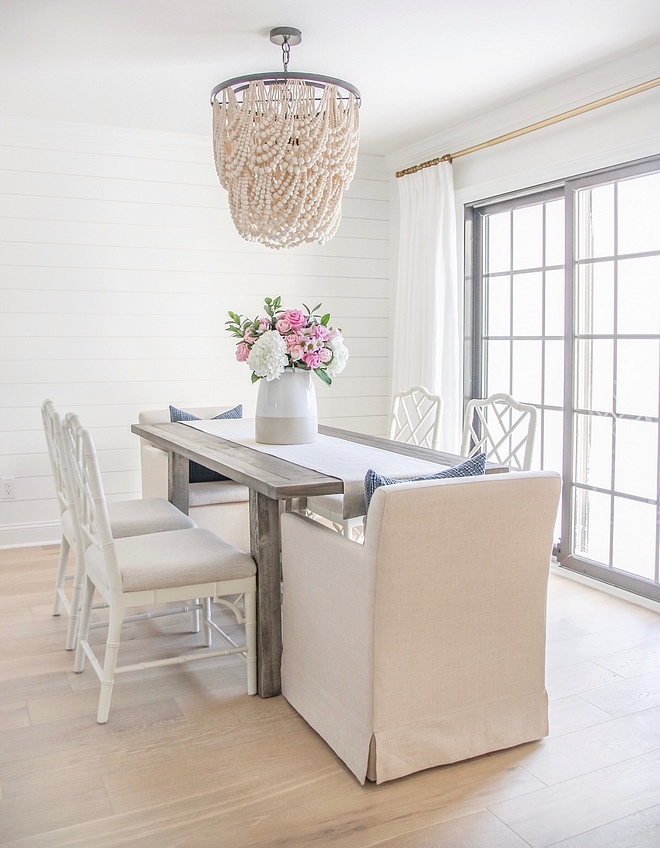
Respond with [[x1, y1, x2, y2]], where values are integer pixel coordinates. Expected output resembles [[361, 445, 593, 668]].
[[131, 420, 506, 698]]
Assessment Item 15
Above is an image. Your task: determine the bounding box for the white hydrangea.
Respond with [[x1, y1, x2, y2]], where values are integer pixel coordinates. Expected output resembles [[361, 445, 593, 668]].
[[247, 330, 289, 381], [325, 335, 349, 378]]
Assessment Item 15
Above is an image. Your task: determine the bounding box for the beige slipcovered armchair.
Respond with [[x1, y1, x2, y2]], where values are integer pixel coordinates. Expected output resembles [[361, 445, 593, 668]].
[[281, 470, 561, 784], [138, 407, 250, 551]]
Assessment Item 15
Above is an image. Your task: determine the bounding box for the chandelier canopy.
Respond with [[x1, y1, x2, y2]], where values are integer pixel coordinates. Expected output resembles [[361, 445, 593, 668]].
[[211, 27, 361, 250]]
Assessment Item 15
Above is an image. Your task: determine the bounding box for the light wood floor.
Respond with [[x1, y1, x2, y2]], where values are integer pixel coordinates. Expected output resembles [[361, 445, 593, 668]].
[[2, 546, 660, 847]]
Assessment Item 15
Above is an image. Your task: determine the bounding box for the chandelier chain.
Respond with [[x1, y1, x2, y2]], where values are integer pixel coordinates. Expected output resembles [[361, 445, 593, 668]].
[[282, 37, 291, 72]]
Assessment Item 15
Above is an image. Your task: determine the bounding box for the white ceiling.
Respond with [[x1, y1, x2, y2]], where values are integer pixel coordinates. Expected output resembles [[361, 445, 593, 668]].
[[1, 0, 659, 154]]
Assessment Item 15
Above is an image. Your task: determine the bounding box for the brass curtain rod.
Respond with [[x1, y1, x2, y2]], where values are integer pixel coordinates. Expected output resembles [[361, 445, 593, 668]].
[[395, 76, 660, 179]]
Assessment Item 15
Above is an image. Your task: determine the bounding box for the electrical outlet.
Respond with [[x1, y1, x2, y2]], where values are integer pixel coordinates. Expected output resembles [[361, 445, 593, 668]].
[[2, 478, 15, 499]]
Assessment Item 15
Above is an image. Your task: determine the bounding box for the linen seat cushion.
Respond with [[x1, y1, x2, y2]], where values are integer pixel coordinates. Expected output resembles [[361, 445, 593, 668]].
[[86, 527, 256, 593], [61, 497, 195, 543], [189, 480, 250, 507], [364, 452, 487, 512], [169, 404, 242, 484], [306, 493, 344, 513]]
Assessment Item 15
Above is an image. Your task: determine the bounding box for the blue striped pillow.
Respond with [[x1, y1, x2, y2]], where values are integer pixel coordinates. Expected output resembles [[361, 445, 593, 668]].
[[364, 452, 487, 513], [169, 404, 242, 483]]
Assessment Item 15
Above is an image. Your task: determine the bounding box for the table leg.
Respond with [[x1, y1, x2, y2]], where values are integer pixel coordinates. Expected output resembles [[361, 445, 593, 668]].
[[168, 452, 198, 631], [168, 452, 189, 514], [249, 489, 282, 697]]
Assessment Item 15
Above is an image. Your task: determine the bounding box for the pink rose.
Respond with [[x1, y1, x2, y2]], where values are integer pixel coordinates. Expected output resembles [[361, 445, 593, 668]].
[[236, 342, 250, 362], [244, 329, 256, 343], [303, 350, 321, 369], [289, 344, 304, 361], [319, 347, 332, 363], [276, 318, 292, 334], [257, 318, 271, 334], [286, 334, 300, 350], [284, 309, 306, 328], [313, 324, 329, 341], [327, 328, 341, 341]]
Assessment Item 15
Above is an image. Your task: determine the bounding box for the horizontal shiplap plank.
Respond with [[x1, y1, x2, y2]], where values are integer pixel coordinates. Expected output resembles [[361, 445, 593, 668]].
[[0, 241, 388, 277], [0, 334, 388, 364], [0, 197, 389, 240], [0, 266, 390, 297], [0, 223, 388, 259], [0, 170, 389, 218], [0, 145, 387, 198], [1, 354, 388, 385], [0, 288, 389, 319]]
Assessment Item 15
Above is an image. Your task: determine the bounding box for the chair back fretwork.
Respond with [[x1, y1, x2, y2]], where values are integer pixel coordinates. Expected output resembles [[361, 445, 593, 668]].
[[388, 386, 444, 450], [62, 414, 121, 596], [461, 393, 538, 471]]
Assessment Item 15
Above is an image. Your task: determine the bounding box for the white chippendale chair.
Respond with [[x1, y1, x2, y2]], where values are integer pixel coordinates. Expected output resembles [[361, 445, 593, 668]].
[[461, 393, 538, 471], [41, 400, 196, 650], [306, 386, 443, 540], [63, 414, 257, 724], [138, 407, 250, 552]]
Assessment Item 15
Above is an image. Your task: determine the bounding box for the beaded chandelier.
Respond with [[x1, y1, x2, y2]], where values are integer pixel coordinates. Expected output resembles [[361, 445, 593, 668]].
[[211, 27, 361, 250]]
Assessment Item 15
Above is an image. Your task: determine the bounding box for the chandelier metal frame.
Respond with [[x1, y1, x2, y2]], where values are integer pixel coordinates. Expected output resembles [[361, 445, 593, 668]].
[[210, 26, 361, 107]]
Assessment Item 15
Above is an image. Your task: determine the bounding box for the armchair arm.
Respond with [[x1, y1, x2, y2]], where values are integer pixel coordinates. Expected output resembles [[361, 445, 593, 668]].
[[280, 512, 376, 733]]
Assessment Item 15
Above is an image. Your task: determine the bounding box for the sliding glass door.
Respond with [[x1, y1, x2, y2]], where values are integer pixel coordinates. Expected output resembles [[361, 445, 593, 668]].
[[467, 155, 660, 600]]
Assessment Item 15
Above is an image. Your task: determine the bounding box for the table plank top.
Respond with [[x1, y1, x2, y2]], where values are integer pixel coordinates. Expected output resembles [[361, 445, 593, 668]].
[[132, 421, 508, 502], [132, 422, 344, 500], [318, 425, 508, 474]]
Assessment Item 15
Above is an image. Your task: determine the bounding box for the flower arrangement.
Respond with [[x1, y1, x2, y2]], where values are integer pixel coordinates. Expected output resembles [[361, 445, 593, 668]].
[[226, 296, 349, 385]]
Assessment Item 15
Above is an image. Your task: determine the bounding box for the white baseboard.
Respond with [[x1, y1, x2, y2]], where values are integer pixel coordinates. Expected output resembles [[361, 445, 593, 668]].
[[0, 520, 61, 550], [551, 561, 660, 615]]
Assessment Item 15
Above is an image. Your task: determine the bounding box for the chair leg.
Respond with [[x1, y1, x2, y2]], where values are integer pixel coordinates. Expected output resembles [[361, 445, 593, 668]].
[[65, 546, 86, 651], [245, 590, 257, 696], [191, 599, 200, 633], [201, 597, 212, 648], [74, 577, 95, 673], [97, 607, 124, 724], [53, 536, 70, 616]]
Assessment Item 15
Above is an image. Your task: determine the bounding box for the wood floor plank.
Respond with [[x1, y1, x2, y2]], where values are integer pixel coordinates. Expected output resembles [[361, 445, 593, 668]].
[[364, 809, 529, 848], [547, 695, 614, 737], [579, 668, 660, 717], [0, 702, 30, 733], [510, 704, 660, 785], [590, 641, 660, 679], [489, 748, 660, 848], [547, 803, 660, 848], [0, 671, 72, 706], [546, 621, 589, 644], [0, 783, 113, 843], [545, 622, 660, 672], [545, 660, 624, 700]]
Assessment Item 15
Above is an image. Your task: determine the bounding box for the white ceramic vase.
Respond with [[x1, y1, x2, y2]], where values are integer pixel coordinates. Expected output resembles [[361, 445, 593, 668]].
[[255, 368, 318, 445]]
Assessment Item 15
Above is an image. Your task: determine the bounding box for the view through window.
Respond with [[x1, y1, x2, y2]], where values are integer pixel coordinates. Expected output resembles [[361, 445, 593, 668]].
[[468, 157, 660, 599]]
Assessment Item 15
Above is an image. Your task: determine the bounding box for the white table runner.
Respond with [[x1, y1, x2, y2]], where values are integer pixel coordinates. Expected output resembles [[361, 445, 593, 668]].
[[182, 418, 452, 518]]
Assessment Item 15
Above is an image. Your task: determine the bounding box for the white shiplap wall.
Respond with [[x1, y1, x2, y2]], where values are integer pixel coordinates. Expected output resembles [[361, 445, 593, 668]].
[[0, 116, 389, 547]]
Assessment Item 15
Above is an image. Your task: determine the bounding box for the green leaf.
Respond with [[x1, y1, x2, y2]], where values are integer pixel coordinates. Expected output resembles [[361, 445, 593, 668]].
[[302, 302, 310, 315], [316, 368, 332, 386], [251, 371, 260, 384], [320, 313, 330, 326], [265, 297, 272, 305], [312, 303, 322, 314]]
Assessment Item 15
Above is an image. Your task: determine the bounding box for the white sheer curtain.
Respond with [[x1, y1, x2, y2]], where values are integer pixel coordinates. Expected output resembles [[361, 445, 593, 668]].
[[392, 161, 461, 451]]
